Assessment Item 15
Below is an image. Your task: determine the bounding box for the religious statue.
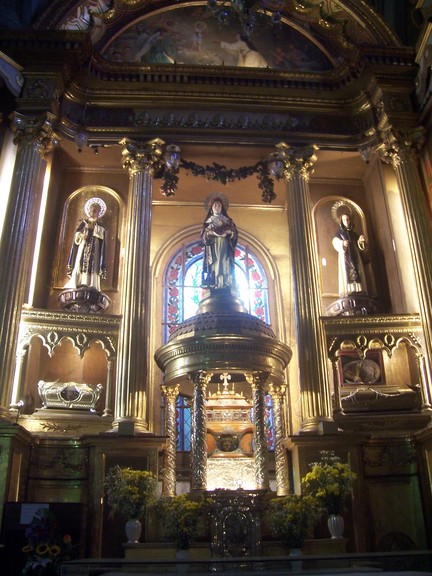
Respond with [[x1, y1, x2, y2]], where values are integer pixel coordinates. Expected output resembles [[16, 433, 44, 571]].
[[201, 193, 238, 290], [65, 197, 107, 292], [332, 207, 369, 297]]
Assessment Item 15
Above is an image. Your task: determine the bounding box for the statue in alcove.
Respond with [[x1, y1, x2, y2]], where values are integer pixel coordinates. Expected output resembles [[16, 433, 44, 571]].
[[201, 193, 238, 290], [58, 197, 110, 313], [327, 201, 379, 316], [65, 197, 107, 291], [332, 209, 369, 297]]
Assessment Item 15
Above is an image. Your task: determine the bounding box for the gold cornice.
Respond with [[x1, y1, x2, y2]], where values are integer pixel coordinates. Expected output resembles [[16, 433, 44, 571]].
[[323, 313, 424, 358], [19, 307, 121, 358]]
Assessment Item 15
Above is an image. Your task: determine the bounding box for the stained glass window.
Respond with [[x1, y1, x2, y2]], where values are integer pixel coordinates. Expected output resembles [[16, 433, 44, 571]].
[[163, 239, 269, 343], [175, 394, 191, 452]]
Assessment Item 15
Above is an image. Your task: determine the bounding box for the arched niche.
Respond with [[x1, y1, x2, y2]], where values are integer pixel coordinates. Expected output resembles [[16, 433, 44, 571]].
[[313, 195, 377, 313], [52, 185, 123, 308]]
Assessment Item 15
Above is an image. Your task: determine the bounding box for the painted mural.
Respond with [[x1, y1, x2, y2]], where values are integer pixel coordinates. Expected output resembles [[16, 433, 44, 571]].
[[103, 5, 333, 71]]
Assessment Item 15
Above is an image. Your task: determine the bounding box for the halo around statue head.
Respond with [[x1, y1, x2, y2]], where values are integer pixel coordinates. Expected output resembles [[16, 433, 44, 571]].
[[331, 200, 356, 224], [204, 192, 229, 212], [85, 197, 107, 218]]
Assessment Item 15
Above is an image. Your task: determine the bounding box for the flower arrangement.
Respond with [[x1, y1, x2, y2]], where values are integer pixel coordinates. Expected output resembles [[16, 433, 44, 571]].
[[301, 450, 357, 515], [267, 494, 322, 549], [21, 507, 74, 576], [156, 493, 211, 550], [104, 466, 158, 520]]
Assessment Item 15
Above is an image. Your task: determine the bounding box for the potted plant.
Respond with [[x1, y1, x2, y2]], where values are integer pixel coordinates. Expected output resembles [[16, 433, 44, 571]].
[[267, 494, 322, 556], [156, 493, 211, 551], [104, 465, 157, 543], [301, 450, 357, 538], [21, 507, 75, 576]]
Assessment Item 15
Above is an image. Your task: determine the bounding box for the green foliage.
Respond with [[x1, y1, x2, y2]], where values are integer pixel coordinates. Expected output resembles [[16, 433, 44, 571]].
[[104, 466, 157, 520], [267, 494, 322, 549], [301, 450, 357, 515], [156, 494, 211, 550]]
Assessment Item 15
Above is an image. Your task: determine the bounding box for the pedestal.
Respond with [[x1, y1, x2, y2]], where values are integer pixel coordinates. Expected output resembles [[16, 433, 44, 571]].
[[58, 287, 110, 313]]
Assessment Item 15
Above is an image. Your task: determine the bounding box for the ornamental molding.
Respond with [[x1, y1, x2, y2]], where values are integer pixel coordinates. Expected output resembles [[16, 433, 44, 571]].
[[18, 307, 120, 358]]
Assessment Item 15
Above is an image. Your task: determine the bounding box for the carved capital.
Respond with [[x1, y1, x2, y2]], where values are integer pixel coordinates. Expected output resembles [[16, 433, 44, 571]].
[[268, 382, 286, 400], [276, 142, 319, 182], [372, 102, 425, 168], [161, 383, 180, 402], [10, 111, 59, 157], [119, 137, 165, 176], [188, 370, 213, 390], [245, 371, 270, 392]]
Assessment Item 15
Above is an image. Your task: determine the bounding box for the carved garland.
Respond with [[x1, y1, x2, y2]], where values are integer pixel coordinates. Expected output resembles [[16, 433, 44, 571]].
[[159, 158, 276, 203]]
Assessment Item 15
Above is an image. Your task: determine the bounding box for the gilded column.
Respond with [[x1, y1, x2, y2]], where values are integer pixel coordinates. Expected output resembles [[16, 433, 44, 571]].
[[278, 143, 334, 431], [161, 384, 179, 496], [246, 371, 270, 490], [269, 382, 289, 496], [0, 112, 58, 411], [102, 358, 115, 417], [189, 371, 211, 491], [372, 112, 432, 408], [115, 138, 165, 431]]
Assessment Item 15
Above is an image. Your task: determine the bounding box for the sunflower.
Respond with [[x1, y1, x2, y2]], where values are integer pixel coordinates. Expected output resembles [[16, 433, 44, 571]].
[[36, 543, 50, 555], [49, 544, 61, 556]]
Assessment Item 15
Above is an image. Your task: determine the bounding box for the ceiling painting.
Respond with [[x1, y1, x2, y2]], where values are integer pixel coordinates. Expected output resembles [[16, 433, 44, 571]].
[[101, 5, 333, 71]]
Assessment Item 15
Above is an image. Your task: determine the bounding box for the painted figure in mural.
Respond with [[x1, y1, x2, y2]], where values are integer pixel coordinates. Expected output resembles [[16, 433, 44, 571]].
[[135, 28, 175, 63], [201, 194, 238, 290], [220, 33, 268, 67], [65, 197, 107, 291], [332, 210, 369, 297]]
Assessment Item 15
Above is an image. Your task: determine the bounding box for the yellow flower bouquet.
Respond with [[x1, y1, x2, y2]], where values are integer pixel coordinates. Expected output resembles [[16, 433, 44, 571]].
[[104, 466, 157, 520], [301, 450, 357, 515], [156, 494, 211, 550], [267, 494, 322, 549]]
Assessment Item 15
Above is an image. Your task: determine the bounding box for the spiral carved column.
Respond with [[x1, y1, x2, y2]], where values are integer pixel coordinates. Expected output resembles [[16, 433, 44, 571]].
[[247, 371, 270, 490], [189, 371, 212, 491], [161, 384, 179, 496], [269, 382, 289, 496]]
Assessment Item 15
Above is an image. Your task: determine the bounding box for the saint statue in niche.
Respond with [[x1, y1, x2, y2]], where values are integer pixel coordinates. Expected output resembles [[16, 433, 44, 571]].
[[201, 193, 238, 290], [332, 202, 369, 297], [65, 197, 107, 292]]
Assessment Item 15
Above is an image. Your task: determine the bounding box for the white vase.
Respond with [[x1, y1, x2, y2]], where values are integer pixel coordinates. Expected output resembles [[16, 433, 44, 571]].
[[125, 518, 142, 543], [327, 514, 344, 539], [175, 548, 190, 573], [289, 548, 303, 571]]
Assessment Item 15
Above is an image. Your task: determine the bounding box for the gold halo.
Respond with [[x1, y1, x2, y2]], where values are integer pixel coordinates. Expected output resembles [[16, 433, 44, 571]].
[[204, 192, 229, 212], [84, 197, 107, 218], [331, 200, 354, 224]]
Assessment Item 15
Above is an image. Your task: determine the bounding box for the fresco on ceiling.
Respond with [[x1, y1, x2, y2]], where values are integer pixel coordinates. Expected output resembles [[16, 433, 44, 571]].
[[103, 5, 333, 72]]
